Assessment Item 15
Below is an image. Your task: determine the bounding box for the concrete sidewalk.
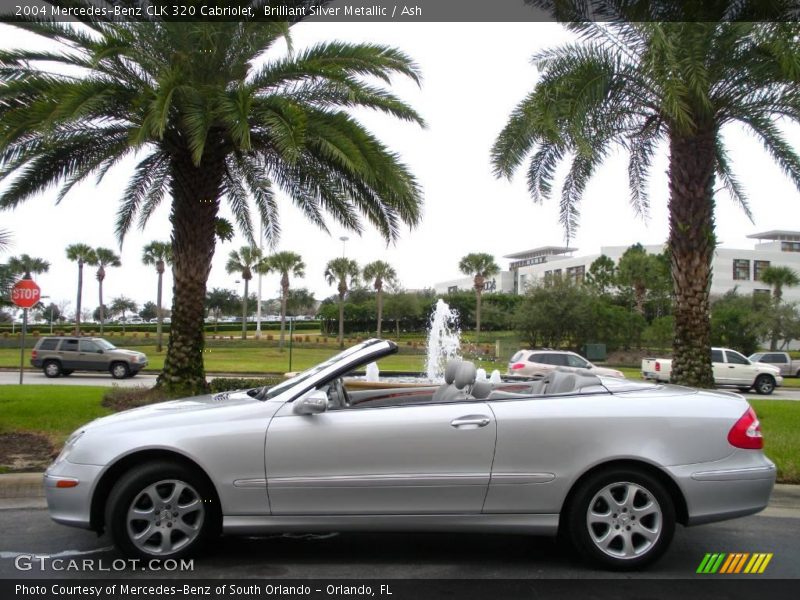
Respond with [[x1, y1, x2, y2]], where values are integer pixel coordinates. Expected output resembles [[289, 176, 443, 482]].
[[2, 472, 798, 511]]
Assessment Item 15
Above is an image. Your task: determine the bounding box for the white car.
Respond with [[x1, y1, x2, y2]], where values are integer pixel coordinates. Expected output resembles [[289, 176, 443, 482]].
[[509, 350, 625, 379]]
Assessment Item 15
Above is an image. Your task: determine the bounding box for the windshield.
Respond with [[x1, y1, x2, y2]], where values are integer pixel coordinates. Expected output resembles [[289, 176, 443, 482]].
[[96, 339, 116, 350], [257, 340, 384, 400]]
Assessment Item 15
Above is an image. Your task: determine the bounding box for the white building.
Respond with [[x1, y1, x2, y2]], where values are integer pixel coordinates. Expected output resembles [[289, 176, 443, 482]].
[[507, 231, 800, 302], [432, 231, 800, 302]]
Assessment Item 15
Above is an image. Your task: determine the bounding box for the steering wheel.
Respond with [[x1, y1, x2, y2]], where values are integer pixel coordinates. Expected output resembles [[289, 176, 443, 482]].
[[328, 377, 351, 409]]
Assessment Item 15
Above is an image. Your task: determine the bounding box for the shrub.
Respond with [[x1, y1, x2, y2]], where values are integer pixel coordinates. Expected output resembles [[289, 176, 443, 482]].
[[102, 386, 175, 412], [209, 376, 283, 393]]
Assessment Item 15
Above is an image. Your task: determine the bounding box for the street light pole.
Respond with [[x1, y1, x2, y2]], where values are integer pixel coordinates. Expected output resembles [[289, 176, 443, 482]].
[[339, 235, 349, 258]]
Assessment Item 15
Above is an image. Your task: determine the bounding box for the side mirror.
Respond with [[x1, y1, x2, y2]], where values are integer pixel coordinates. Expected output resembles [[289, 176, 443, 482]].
[[293, 389, 329, 415]]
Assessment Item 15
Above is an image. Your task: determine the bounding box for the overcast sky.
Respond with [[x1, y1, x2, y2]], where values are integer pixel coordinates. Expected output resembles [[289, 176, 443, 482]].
[[2, 21, 800, 317]]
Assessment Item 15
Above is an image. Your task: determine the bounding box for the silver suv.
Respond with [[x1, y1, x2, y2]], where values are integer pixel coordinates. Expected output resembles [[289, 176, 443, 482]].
[[30, 337, 148, 379], [508, 349, 625, 379]]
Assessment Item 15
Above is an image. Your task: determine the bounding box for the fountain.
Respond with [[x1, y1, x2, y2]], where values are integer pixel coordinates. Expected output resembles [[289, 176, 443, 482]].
[[424, 298, 462, 382]]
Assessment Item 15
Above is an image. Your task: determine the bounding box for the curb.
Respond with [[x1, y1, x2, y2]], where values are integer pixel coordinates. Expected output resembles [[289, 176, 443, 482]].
[[1, 472, 798, 505]]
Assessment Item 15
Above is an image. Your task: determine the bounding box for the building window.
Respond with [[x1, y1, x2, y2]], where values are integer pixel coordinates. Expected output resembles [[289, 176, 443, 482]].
[[781, 242, 800, 252], [754, 260, 770, 281], [566, 265, 585, 283], [733, 259, 750, 281], [544, 270, 552, 285], [447, 286, 458, 294]]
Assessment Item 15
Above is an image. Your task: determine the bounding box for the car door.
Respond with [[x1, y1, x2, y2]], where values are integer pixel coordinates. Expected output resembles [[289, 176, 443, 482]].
[[78, 339, 106, 372], [724, 349, 756, 385], [57, 338, 81, 370], [265, 396, 497, 515]]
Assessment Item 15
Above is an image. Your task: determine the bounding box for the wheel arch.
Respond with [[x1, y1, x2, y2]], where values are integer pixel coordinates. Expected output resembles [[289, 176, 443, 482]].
[[559, 459, 689, 530], [89, 449, 221, 534]]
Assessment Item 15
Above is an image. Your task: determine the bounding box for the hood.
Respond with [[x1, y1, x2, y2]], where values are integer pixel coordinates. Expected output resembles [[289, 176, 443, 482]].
[[113, 348, 147, 357], [83, 389, 265, 432]]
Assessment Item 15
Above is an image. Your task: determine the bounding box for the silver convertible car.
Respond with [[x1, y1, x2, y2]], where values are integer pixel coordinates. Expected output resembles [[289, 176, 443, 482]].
[[45, 339, 775, 570]]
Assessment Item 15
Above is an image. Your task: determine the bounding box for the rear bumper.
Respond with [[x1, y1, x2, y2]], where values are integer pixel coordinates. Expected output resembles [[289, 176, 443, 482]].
[[666, 452, 776, 526], [31, 359, 42, 368]]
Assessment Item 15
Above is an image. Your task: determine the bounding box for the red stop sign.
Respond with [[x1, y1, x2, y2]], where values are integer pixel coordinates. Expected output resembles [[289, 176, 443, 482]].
[[11, 279, 41, 309]]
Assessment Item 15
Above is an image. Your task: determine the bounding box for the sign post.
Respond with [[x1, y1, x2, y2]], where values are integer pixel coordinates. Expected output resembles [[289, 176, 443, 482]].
[[11, 278, 41, 385]]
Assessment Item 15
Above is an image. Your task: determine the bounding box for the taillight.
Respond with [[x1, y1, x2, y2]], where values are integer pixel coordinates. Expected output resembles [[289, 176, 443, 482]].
[[655, 361, 661, 372], [728, 406, 763, 449], [31, 350, 37, 359], [510, 363, 525, 370]]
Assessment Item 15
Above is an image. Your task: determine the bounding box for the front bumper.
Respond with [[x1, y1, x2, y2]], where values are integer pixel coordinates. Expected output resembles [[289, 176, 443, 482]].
[[666, 451, 776, 526], [44, 461, 104, 530]]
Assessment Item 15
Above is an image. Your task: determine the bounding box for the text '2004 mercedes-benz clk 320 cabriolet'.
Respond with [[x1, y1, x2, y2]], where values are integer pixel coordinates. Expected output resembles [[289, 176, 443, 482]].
[[44, 339, 775, 570]]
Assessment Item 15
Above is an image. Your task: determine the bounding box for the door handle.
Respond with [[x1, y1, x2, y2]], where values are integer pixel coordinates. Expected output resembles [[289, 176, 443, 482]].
[[728, 366, 735, 368], [450, 415, 491, 429]]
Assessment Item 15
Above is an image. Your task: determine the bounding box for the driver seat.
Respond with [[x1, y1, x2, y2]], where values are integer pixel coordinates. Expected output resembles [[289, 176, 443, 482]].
[[431, 358, 462, 403]]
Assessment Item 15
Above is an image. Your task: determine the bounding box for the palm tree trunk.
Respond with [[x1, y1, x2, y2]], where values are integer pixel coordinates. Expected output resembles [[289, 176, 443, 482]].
[[242, 279, 249, 340], [475, 288, 482, 344], [157, 146, 224, 396], [667, 126, 716, 388], [338, 292, 345, 349], [376, 288, 383, 338], [75, 262, 83, 335], [98, 279, 104, 335], [156, 271, 164, 353], [279, 282, 288, 349]]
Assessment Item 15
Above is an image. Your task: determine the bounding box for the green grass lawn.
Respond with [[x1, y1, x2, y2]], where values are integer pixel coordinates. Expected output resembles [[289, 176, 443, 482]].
[[750, 400, 800, 483], [0, 385, 111, 444]]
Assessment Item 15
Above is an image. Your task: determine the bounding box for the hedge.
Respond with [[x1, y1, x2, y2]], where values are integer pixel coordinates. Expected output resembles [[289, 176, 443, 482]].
[[208, 376, 284, 393]]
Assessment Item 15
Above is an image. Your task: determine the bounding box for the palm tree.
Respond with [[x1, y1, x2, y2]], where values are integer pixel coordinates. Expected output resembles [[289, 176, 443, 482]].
[[324, 258, 360, 348], [363, 261, 397, 338], [0, 229, 11, 252], [492, 8, 800, 387], [458, 253, 499, 343], [142, 241, 174, 352], [65, 244, 96, 335], [760, 265, 800, 350], [262, 251, 305, 348], [110, 296, 138, 334], [760, 266, 800, 305], [0, 14, 423, 395], [226, 246, 265, 340], [7, 254, 50, 279], [93, 248, 121, 335]]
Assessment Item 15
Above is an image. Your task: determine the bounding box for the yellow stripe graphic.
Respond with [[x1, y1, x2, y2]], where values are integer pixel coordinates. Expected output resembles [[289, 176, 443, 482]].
[[750, 553, 766, 573], [744, 554, 759, 574], [758, 553, 773, 573]]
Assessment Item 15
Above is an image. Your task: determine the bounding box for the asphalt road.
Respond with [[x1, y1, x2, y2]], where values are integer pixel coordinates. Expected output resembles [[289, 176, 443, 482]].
[[0, 506, 798, 579], [4, 370, 800, 400]]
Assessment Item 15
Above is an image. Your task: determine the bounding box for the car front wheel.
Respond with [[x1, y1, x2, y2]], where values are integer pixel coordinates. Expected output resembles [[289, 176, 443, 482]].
[[110, 362, 130, 379], [754, 375, 775, 395], [565, 468, 675, 570], [105, 461, 216, 560]]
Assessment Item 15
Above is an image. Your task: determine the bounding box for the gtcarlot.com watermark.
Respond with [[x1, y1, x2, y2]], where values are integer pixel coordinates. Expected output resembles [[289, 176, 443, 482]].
[[14, 554, 194, 572]]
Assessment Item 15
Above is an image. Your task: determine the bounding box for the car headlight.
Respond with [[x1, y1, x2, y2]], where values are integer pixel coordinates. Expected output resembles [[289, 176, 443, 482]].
[[54, 430, 85, 464]]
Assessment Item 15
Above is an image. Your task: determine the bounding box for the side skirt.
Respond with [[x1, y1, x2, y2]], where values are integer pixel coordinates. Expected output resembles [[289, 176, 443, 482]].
[[223, 513, 560, 536]]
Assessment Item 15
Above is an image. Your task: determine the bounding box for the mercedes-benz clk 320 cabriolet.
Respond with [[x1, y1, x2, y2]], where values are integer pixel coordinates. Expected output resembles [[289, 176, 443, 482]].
[[44, 339, 776, 570]]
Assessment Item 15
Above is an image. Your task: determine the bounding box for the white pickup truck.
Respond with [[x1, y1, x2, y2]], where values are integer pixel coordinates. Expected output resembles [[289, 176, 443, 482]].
[[641, 347, 782, 395]]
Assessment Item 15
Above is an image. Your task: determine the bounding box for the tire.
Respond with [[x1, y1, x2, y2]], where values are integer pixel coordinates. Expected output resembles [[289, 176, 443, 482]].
[[105, 461, 217, 560], [754, 375, 775, 395], [43, 360, 62, 378], [62, 370, 74, 376], [564, 467, 675, 570], [110, 362, 130, 379]]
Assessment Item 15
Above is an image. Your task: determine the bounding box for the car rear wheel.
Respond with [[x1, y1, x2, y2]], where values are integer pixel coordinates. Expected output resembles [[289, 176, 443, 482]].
[[565, 468, 675, 570], [110, 362, 130, 379], [105, 461, 216, 560], [754, 375, 775, 395], [43, 360, 62, 378]]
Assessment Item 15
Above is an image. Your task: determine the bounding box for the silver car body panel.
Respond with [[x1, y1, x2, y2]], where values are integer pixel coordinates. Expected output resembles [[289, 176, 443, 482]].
[[45, 339, 775, 538]]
